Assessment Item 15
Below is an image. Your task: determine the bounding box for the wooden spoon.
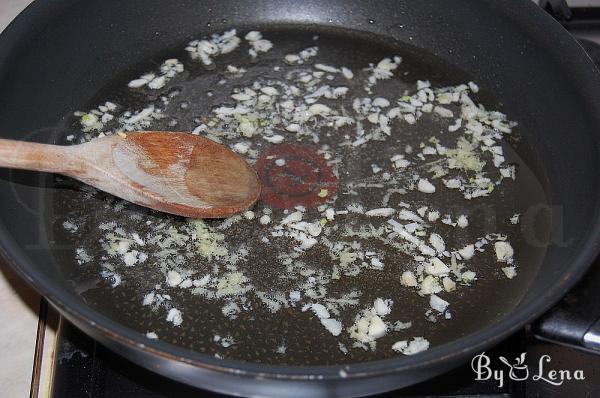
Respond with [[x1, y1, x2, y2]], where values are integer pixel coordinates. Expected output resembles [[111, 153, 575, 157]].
[[0, 131, 261, 218]]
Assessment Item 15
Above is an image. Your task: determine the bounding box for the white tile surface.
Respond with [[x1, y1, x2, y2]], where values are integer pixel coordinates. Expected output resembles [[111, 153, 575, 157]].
[[0, 0, 32, 32], [0, 265, 40, 397], [0, 2, 46, 397]]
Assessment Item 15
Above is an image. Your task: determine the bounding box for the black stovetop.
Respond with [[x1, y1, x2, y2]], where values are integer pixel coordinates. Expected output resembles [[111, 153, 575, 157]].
[[50, 321, 600, 397], [49, 5, 600, 398]]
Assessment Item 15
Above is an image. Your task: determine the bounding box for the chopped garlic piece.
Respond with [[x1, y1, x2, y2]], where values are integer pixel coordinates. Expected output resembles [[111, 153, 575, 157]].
[[365, 208, 395, 217], [341, 67, 354, 79], [143, 292, 155, 306], [510, 214, 520, 224], [442, 277, 456, 292], [166, 308, 183, 326], [392, 337, 430, 355], [417, 179, 436, 193], [233, 142, 250, 155], [263, 134, 284, 143], [494, 241, 514, 262], [281, 211, 303, 225], [425, 258, 450, 276], [289, 221, 322, 237], [374, 298, 392, 316], [430, 294, 449, 312], [420, 275, 443, 295], [308, 103, 331, 115], [321, 318, 343, 336], [401, 271, 418, 287], [398, 209, 424, 223], [289, 291, 301, 301], [325, 208, 335, 221], [368, 316, 387, 339], [311, 303, 330, 319], [458, 244, 475, 260], [429, 233, 445, 253], [428, 211, 440, 222], [166, 270, 183, 287], [462, 271, 477, 283], [502, 266, 517, 279], [123, 251, 138, 266], [370, 257, 384, 269]]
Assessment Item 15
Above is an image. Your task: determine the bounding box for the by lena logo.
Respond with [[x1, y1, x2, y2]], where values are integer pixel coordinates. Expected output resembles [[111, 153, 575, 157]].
[[471, 352, 585, 388]]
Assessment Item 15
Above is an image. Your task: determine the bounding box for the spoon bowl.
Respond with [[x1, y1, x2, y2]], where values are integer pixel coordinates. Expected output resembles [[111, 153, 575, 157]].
[[0, 131, 261, 218]]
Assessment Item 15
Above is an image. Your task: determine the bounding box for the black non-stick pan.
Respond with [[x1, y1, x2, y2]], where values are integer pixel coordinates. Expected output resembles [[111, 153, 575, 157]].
[[0, 1, 600, 397]]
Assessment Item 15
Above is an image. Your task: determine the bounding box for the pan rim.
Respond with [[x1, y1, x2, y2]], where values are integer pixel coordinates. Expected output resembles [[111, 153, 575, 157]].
[[1, 0, 600, 383]]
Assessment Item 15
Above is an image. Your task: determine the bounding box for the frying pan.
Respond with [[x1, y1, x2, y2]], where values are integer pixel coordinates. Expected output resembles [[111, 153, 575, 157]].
[[1, 0, 600, 397]]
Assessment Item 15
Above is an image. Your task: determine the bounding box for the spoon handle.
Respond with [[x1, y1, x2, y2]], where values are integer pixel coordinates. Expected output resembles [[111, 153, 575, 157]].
[[0, 138, 78, 174]]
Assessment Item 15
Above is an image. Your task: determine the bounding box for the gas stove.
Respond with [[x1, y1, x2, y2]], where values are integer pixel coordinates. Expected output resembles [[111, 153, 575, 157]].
[[23, 2, 600, 397]]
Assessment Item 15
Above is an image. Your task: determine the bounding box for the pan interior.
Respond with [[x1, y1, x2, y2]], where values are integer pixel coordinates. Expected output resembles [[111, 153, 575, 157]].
[[46, 26, 550, 366]]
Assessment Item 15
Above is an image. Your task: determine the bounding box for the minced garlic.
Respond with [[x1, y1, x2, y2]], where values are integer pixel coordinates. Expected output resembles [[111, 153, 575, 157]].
[[68, 28, 526, 361]]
